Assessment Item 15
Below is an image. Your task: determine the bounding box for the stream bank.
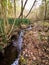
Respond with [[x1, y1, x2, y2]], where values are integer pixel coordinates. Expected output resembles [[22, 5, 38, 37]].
[[0, 25, 32, 65], [0, 22, 49, 65]]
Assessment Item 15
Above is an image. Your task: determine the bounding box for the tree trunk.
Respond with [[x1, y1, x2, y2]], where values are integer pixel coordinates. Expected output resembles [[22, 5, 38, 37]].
[[25, 0, 36, 18], [19, 0, 28, 18], [21, 0, 23, 18], [0, 0, 1, 18], [14, 0, 16, 18], [44, 0, 47, 20], [7, 0, 16, 40]]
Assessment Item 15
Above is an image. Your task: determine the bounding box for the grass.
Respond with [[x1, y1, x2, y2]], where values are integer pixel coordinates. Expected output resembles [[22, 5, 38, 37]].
[[8, 18, 30, 26], [0, 18, 30, 24]]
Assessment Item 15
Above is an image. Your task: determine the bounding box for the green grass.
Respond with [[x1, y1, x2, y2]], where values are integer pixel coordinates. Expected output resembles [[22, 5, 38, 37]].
[[0, 18, 30, 24], [8, 18, 30, 26]]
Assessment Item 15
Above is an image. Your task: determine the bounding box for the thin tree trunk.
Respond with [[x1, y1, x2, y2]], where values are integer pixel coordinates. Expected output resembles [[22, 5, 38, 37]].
[[25, 0, 36, 18], [44, 0, 47, 20], [14, 0, 16, 18], [21, 0, 23, 18], [0, 0, 4, 34], [4, 0, 10, 35], [7, 0, 16, 39], [24, 0, 28, 9], [19, 0, 28, 18], [0, 0, 2, 18]]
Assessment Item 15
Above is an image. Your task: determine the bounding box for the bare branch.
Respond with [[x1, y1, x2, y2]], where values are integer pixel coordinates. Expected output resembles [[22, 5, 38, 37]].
[[19, 0, 28, 18], [24, 0, 28, 8], [25, 0, 36, 18]]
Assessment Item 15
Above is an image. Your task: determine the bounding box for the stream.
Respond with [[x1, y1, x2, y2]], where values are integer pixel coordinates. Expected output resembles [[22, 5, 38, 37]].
[[11, 25, 32, 65]]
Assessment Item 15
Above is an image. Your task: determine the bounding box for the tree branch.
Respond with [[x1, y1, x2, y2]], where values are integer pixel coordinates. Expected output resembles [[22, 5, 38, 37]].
[[18, 0, 28, 18], [25, 0, 36, 18]]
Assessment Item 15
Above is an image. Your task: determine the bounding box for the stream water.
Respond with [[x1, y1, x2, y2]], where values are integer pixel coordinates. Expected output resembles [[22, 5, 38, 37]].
[[11, 25, 32, 65]]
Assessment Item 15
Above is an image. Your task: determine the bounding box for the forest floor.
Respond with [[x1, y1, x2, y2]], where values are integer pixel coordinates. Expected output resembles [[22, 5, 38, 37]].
[[0, 20, 49, 65], [20, 21, 49, 65]]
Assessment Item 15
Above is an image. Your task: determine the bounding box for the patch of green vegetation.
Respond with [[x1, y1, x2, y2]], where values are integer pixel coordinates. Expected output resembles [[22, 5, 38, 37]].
[[8, 18, 14, 25], [0, 18, 30, 27], [8, 18, 30, 26]]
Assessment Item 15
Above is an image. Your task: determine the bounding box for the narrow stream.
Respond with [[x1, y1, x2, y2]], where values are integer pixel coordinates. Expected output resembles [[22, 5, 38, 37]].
[[11, 25, 32, 65]]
